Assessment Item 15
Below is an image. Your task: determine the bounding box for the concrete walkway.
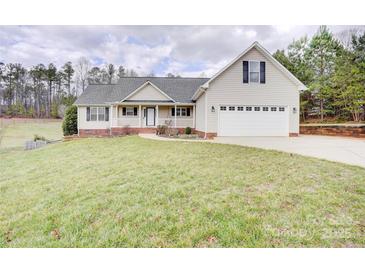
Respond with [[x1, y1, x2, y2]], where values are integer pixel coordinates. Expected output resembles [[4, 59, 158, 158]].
[[213, 135, 365, 168]]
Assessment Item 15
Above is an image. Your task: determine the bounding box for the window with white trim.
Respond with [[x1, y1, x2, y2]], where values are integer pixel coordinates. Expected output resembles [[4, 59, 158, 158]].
[[254, 107, 260, 111], [237, 106, 244, 111], [171, 107, 191, 117], [122, 107, 138, 117], [271, 107, 277, 111], [90, 107, 98, 121], [249, 61, 260, 83], [229, 106, 235, 111], [98, 107, 105, 121], [246, 106, 252, 111], [220, 106, 227, 111], [263, 107, 269, 111], [126, 107, 134, 116], [279, 107, 285, 112], [89, 107, 107, 121]]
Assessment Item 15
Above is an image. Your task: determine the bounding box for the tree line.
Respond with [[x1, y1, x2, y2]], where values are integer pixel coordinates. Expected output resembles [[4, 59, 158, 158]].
[[0, 57, 152, 118], [273, 26, 365, 122]]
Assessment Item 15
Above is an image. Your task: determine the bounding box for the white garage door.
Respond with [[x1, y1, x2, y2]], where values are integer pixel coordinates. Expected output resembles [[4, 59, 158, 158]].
[[218, 105, 289, 136]]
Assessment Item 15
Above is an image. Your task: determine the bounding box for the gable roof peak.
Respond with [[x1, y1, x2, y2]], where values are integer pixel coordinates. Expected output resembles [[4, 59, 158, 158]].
[[197, 41, 306, 92]]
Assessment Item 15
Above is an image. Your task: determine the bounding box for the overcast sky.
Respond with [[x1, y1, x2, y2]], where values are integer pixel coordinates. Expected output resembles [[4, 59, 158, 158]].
[[0, 25, 363, 77]]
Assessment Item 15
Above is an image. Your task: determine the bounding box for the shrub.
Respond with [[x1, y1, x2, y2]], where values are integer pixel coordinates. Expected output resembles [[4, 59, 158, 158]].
[[156, 125, 167, 135], [28, 106, 35, 117], [184, 127, 192, 135], [33, 134, 46, 142], [167, 128, 179, 137], [62, 105, 78, 136], [51, 103, 59, 118]]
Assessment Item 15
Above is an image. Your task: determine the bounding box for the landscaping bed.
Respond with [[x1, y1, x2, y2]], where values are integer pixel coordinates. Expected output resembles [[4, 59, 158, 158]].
[[160, 134, 202, 140], [156, 125, 203, 140]]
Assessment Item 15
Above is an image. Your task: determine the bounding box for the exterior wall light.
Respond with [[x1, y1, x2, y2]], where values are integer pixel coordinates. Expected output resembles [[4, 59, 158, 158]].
[[293, 107, 297, 114], [211, 106, 215, 112]]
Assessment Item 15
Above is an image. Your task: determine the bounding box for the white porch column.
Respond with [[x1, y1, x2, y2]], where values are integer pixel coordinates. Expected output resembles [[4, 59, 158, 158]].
[[117, 105, 119, 127], [110, 105, 113, 128], [139, 105, 142, 128], [156, 105, 159, 126], [174, 105, 177, 128], [193, 105, 195, 128]]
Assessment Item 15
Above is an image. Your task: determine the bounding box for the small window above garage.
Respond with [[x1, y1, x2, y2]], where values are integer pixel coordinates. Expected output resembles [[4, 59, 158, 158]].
[[243, 60, 266, 84]]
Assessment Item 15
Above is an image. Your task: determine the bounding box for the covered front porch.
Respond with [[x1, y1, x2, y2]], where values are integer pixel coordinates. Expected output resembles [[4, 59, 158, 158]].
[[110, 102, 195, 129]]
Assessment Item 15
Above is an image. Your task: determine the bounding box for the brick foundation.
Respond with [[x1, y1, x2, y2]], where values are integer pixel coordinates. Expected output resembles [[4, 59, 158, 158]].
[[111, 127, 157, 136], [79, 127, 189, 137], [300, 125, 365, 138], [79, 129, 110, 137], [289, 133, 299, 137], [194, 130, 217, 139]]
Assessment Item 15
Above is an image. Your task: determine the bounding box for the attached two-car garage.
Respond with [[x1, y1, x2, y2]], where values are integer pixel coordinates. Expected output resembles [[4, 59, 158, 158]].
[[218, 105, 289, 136]]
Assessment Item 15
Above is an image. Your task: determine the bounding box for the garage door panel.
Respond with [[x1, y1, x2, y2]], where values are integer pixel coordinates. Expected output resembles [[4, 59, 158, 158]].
[[218, 106, 289, 136]]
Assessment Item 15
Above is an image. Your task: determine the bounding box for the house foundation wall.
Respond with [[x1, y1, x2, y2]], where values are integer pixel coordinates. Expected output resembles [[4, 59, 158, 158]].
[[79, 127, 190, 137], [194, 130, 217, 139]]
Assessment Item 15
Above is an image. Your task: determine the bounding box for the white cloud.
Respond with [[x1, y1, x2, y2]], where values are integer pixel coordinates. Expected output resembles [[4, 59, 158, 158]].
[[245, 30, 257, 39], [274, 25, 295, 34], [0, 25, 363, 77]]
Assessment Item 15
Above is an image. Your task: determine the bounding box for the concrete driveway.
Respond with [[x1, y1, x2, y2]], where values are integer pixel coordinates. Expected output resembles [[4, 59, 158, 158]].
[[213, 135, 365, 168]]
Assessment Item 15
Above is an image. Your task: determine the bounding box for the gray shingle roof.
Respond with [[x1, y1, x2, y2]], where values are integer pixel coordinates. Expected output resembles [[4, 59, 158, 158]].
[[74, 77, 209, 105]]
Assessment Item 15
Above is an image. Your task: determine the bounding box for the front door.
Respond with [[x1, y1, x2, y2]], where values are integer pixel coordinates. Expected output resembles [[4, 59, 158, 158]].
[[146, 107, 155, 126]]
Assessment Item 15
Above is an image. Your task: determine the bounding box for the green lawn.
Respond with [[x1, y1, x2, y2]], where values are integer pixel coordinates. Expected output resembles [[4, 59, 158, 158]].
[[1, 136, 364, 247], [0, 119, 63, 149]]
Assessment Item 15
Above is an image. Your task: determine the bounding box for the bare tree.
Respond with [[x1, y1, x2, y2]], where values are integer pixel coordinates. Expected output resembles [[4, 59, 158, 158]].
[[117, 65, 126, 79], [166, 72, 181, 78], [335, 27, 364, 49], [105, 64, 116, 84], [199, 72, 207, 78], [128, 69, 138, 77], [76, 57, 90, 95]]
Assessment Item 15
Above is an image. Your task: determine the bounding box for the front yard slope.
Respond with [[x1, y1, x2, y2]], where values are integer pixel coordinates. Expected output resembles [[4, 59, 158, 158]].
[[0, 136, 364, 247]]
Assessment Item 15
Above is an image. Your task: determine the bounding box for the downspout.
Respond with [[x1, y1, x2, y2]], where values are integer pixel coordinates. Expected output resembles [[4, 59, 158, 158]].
[[109, 104, 113, 136], [204, 90, 208, 139], [76, 105, 80, 137]]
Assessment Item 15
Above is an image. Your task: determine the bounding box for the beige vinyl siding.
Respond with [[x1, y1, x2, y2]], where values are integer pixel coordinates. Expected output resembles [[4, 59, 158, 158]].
[[127, 83, 170, 101], [110, 105, 194, 128], [195, 92, 206, 131], [115, 106, 140, 127], [160, 106, 194, 128], [205, 47, 299, 134], [157, 106, 172, 126], [175, 119, 194, 128], [78, 106, 110, 129]]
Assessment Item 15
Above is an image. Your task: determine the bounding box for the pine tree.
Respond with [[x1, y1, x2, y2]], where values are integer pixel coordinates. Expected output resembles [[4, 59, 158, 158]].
[[307, 26, 341, 121], [331, 48, 365, 121], [62, 62, 74, 95]]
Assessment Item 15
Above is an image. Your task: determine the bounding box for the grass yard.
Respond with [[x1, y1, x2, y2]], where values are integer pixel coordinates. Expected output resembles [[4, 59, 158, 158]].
[[0, 118, 63, 149], [0, 136, 364, 247]]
